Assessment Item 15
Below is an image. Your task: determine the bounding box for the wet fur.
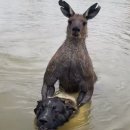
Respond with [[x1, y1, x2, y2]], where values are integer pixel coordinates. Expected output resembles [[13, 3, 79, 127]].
[[44, 38, 97, 93], [41, 1, 100, 106], [34, 97, 76, 130]]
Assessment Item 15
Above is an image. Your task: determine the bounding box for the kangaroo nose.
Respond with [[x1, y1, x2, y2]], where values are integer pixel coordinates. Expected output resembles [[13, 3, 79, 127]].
[[72, 27, 80, 32]]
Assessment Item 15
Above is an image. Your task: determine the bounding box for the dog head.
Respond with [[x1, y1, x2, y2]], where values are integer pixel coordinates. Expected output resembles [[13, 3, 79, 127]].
[[34, 97, 76, 130]]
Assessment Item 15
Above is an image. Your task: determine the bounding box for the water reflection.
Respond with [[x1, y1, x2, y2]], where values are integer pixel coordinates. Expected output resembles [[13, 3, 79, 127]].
[[59, 103, 91, 130]]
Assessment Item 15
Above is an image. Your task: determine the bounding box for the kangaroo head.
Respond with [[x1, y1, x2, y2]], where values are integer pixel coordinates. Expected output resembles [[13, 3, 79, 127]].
[[59, 0, 101, 39]]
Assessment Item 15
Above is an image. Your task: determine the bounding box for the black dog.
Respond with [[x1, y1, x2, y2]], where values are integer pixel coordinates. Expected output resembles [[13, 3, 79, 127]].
[[34, 97, 76, 130]]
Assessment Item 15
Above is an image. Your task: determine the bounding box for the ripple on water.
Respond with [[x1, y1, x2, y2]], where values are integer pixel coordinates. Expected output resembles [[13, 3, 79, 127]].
[[0, 0, 130, 130]]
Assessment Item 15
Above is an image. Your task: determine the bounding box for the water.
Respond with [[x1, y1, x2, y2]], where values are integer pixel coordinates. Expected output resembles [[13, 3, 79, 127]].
[[0, 0, 130, 130]]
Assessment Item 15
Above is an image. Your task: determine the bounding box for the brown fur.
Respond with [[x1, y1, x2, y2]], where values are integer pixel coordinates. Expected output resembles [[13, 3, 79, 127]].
[[41, 1, 100, 106]]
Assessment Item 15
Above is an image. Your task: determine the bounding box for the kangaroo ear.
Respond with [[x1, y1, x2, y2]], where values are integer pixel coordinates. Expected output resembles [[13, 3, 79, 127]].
[[83, 3, 101, 20], [59, 0, 75, 18]]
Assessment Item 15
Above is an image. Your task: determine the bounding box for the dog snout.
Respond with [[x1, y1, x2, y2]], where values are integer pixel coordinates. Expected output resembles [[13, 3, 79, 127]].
[[39, 117, 48, 124]]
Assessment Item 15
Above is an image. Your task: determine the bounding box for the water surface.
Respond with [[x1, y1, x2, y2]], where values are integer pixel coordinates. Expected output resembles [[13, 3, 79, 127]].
[[0, 0, 130, 130]]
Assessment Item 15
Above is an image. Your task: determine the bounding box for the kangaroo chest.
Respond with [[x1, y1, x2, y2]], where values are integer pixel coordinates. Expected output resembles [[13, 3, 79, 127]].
[[59, 43, 88, 91]]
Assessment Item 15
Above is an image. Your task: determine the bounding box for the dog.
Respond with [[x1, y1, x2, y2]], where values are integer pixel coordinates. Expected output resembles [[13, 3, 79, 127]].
[[34, 96, 77, 130]]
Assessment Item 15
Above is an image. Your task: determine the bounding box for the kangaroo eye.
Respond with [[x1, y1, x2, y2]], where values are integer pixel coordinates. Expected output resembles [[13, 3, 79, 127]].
[[83, 21, 87, 26], [68, 20, 72, 25]]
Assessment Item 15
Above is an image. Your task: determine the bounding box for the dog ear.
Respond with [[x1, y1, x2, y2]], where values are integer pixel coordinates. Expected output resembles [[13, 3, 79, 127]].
[[34, 108, 37, 114], [34, 100, 42, 115], [65, 100, 76, 112], [65, 104, 76, 111], [64, 104, 76, 120]]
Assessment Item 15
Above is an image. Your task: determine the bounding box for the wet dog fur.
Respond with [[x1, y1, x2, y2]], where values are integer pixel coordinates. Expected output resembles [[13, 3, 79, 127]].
[[34, 97, 76, 130]]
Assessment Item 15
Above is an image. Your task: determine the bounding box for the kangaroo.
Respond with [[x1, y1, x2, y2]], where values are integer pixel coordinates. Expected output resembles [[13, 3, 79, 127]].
[[41, 0, 101, 106]]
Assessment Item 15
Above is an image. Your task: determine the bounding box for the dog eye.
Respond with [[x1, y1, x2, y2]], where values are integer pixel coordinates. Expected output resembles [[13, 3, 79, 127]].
[[52, 106, 56, 110], [42, 105, 45, 108]]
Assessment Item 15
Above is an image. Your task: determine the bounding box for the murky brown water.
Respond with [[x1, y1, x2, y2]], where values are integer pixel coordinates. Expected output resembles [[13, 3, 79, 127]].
[[0, 0, 130, 130]]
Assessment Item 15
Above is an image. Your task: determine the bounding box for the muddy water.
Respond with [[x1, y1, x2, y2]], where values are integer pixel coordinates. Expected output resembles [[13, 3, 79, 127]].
[[0, 0, 130, 130]]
